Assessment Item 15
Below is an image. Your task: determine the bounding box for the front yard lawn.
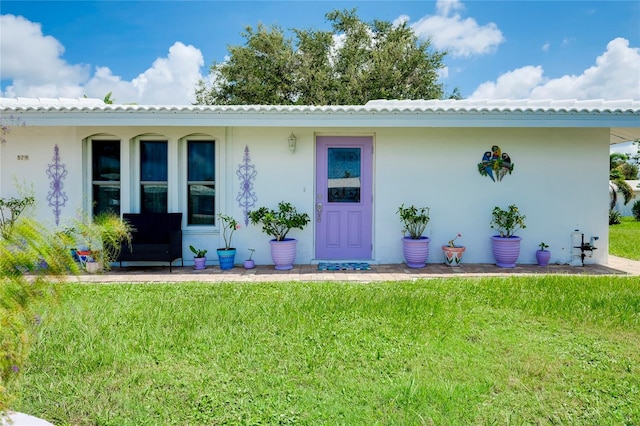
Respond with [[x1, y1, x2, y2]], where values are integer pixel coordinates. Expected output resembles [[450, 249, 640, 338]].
[[610, 216, 640, 260], [11, 277, 640, 425]]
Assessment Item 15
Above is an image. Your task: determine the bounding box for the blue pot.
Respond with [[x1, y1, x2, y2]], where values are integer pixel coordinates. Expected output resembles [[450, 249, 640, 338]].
[[217, 248, 236, 270]]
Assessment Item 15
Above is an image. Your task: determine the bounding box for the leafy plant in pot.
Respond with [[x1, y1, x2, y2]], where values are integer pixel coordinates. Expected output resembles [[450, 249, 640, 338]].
[[72, 213, 133, 273], [397, 204, 431, 268], [189, 245, 207, 270], [536, 242, 551, 267], [490, 204, 526, 268], [248, 201, 310, 270], [217, 213, 240, 270]]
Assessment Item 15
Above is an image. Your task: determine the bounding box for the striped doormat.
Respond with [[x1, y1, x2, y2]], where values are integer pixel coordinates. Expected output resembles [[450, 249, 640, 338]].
[[318, 262, 371, 271]]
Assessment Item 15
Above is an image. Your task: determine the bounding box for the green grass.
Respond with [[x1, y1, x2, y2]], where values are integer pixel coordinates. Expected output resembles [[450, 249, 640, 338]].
[[610, 216, 640, 260], [10, 277, 640, 425]]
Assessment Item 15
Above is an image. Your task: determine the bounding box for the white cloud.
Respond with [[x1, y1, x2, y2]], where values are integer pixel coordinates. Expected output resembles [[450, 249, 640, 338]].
[[0, 14, 89, 86], [1, 14, 204, 104], [410, 0, 505, 57], [470, 37, 640, 100], [471, 66, 545, 99]]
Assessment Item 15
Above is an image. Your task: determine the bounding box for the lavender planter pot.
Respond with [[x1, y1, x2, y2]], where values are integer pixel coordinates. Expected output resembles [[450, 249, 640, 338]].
[[193, 257, 206, 270], [536, 249, 551, 267], [491, 235, 522, 268], [269, 238, 298, 270], [402, 236, 430, 268]]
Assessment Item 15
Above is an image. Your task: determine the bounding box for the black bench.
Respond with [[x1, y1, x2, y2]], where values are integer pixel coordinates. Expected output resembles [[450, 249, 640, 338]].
[[117, 213, 183, 272]]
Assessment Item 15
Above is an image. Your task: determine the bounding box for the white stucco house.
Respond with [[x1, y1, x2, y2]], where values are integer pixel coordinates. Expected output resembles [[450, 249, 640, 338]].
[[1, 97, 639, 267]]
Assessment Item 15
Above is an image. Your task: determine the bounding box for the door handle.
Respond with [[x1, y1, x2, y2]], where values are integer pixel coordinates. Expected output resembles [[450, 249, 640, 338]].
[[316, 202, 323, 222]]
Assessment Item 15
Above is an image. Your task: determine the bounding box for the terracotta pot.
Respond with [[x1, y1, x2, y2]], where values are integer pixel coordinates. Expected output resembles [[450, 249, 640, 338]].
[[402, 236, 430, 268], [442, 245, 465, 266], [269, 238, 297, 270], [491, 235, 521, 268]]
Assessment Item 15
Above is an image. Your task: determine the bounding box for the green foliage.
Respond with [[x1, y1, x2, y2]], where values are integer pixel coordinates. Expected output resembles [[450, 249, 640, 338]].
[[397, 204, 430, 239], [610, 178, 633, 209], [610, 216, 640, 260], [189, 245, 207, 258], [609, 152, 629, 171], [609, 208, 622, 225], [248, 202, 310, 241], [490, 204, 526, 238], [618, 162, 639, 180], [0, 196, 35, 239], [10, 278, 640, 424], [633, 200, 640, 221], [538, 241, 549, 251], [195, 8, 449, 105], [610, 152, 639, 179], [67, 213, 133, 270], [1, 218, 80, 412]]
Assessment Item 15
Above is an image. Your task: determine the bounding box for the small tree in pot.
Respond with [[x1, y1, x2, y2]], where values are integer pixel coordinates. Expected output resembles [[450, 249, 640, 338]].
[[248, 201, 310, 270], [397, 204, 431, 268], [490, 204, 526, 268]]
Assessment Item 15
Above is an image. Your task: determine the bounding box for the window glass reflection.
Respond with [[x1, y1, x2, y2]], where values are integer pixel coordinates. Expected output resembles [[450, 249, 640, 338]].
[[328, 148, 361, 203], [141, 141, 168, 181]]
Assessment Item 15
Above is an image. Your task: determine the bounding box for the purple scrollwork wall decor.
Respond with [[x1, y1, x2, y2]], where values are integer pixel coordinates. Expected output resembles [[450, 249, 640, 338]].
[[46, 144, 68, 225], [236, 145, 258, 225]]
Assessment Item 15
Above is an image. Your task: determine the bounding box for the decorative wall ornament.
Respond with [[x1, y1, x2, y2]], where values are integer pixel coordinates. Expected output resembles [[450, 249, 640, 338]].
[[236, 145, 258, 225], [478, 145, 514, 182], [46, 144, 68, 225]]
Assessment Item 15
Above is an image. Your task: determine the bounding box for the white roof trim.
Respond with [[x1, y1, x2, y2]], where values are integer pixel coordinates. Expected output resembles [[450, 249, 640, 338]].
[[1, 98, 638, 144]]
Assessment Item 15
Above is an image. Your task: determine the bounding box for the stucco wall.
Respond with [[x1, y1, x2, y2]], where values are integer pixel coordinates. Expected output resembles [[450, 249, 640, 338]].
[[0, 125, 610, 266]]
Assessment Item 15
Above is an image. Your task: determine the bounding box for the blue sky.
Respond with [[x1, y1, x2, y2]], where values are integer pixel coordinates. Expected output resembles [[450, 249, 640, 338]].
[[1, 0, 639, 108]]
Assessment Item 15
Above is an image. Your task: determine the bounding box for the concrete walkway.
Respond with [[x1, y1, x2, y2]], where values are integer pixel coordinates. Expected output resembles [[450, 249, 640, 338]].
[[71, 256, 640, 283]]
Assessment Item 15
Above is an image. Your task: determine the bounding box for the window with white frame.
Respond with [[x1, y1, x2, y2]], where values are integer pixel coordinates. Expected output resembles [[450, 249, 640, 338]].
[[187, 140, 215, 225], [92, 140, 121, 216], [140, 140, 168, 213]]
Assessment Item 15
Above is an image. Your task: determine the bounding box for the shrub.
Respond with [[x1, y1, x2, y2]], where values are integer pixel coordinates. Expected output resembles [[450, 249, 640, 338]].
[[397, 204, 431, 239], [632, 200, 640, 221], [490, 204, 526, 238], [609, 208, 622, 225], [249, 202, 310, 241]]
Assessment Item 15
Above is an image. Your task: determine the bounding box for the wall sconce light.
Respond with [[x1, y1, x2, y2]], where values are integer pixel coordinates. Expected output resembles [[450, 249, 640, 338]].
[[288, 132, 297, 153]]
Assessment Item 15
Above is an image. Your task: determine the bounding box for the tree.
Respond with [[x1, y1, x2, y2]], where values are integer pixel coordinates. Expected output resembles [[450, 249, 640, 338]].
[[609, 153, 633, 210], [195, 9, 451, 105]]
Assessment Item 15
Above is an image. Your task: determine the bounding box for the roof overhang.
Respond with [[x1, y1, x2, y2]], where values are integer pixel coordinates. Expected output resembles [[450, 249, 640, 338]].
[[2, 98, 638, 143], [610, 127, 640, 144]]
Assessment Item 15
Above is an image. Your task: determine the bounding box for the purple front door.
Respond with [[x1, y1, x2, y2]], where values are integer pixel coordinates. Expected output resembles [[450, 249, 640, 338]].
[[315, 136, 373, 259]]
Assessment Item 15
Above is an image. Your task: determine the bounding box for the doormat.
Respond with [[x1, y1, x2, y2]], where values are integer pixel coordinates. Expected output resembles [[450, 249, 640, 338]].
[[318, 262, 371, 271]]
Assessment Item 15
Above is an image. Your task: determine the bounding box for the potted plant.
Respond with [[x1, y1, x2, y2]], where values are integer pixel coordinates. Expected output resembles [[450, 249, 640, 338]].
[[397, 204, 431, 268], [442, 233, 465, 266], [72, 213, 133, 273], [189, 245, 207, 270], [217, 213, 240, 270], [248, 201, 310, 270], [490, 204, 526, 268], [536, 242, 551, 267], [244, 248, 256, 269]]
